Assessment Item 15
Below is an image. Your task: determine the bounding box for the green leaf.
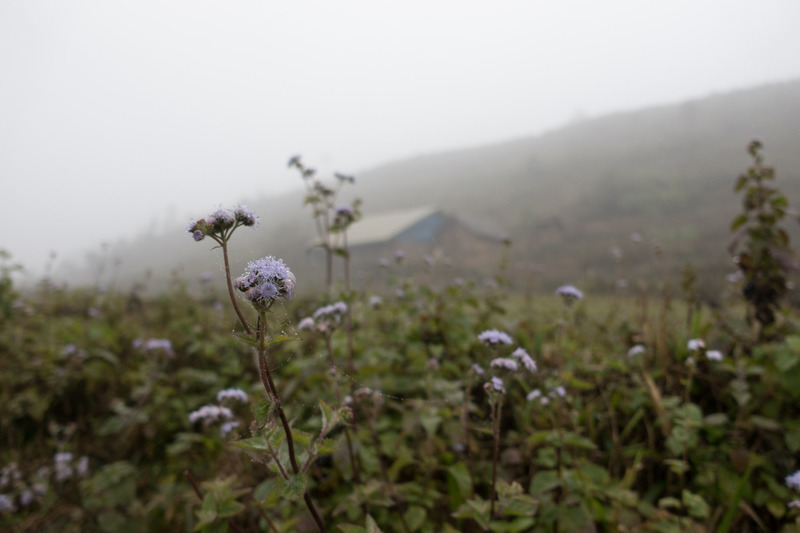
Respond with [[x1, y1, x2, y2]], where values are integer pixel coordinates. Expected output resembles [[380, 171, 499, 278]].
[[253, 478, 278, 503], [681, 490, 709, 519], [734, 174, 748, 191], [502, 494, 539, 517], [365, 514, 385, 533], [452, 497, 491, 530], [446, 462, 472, 509], [231, 436, 271, 453], [217, 499, 244, 518], [749, 415, 781, 431], [775, 349, 800, 372], [404, 506, 426, 531], [277, 473, 307, 502], [658, 497, 682, 510], [529, 470, 561, 494], [337, 526, 365, 533], [251, 400, 272, 425], [420, 409, 442, 436], [562, 432, 597, 450], [195, 508, 218, 529], [319, 398, 333, 431], [703, 413, 729, 426], [730, 213, 748, 231], [265, 335, 301, 347]]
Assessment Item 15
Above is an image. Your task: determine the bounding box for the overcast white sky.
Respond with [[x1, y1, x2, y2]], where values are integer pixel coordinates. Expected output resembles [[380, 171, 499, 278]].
[[2, 0, 800, 275]]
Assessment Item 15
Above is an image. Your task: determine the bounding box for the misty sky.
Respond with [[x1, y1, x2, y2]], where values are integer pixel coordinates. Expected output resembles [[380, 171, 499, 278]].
[[2, 1, 800, 276]]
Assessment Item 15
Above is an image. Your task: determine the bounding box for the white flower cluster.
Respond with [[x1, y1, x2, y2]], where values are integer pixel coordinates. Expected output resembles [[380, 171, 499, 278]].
[[133, 338, 174, 356], [526, 386, 567, 405], [478, 331, 538, 396], [188, 405, 233, 424], [299, 301, 349, 334], [216, 388, 248, 403], [687, 338, 723, 361]]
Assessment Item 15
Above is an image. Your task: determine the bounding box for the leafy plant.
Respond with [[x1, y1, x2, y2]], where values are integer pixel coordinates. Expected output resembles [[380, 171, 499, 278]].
[[729, 140, 797, 339]]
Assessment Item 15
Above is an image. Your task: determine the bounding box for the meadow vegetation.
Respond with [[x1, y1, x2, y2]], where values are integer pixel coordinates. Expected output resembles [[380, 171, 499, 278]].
[[2, 142, 800, 532]]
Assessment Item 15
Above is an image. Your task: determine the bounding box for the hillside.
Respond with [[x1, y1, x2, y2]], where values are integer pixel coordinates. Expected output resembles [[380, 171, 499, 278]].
[[59, 79, 800, 297]]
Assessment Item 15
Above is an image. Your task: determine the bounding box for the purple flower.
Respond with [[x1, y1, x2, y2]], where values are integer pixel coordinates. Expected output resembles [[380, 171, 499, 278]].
[[297, 317, 315, 330], [335, 205, 354, 218], [233, 204, 258, 227], [706, 350, 723, 362], [313, 302, 347, 321], [220, 421, 240, 437], [478, 329, 513, 346], [334, 205, 357, 228], [526, 389, 542, 402], [76, 456, 89, 477], [54, 453, 73, 481], [288, 155, 301, 168], [188, 405, 233, 424], [627, 345, 646, 357], [687, 339, 705, 351], [490, 357, 519, 371], [334, 172, 355, 183], [216, 388, 248, 403], [511, 347, 537, 373], [192, 230, 204, 241], [133, 338, 174, 357], [556, 285, 583, 302], [235, 256, 296, 308], [487, 376, 505, 394], [471, 363, 485, 375], [727, 270, 744, 283], [0, 494, 13, 513], [20, 489, 34, 506], [207, 207, 236, 231], [787, 470, 800, 491], [368, 295, 383, 308]]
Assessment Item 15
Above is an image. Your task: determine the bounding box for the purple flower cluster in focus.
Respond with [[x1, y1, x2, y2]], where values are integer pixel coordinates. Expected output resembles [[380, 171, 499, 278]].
[[234, 256, 296, 309]]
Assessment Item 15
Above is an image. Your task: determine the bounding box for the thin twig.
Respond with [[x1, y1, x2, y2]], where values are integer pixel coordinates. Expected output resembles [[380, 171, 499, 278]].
[[256, 314, 328, 533], [220, 240, 253, 335]]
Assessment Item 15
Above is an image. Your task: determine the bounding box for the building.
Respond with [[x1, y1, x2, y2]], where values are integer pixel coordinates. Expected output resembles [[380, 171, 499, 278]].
[[344, 206, 509, 273]]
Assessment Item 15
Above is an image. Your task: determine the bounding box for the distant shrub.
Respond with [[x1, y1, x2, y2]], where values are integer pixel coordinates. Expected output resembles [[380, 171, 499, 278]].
[[729, 140, 797, 338]]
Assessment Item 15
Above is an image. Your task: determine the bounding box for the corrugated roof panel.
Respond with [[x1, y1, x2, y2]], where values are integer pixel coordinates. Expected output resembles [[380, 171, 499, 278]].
[[346, 206, 440, 246]]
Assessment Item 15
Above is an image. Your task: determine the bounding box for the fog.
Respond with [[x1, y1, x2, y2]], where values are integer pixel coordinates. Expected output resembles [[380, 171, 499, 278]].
[[2, 0, 799, 278]]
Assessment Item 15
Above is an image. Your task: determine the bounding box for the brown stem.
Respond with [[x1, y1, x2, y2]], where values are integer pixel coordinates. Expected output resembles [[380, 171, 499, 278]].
[[463, 381, 475, 496], [256, 315, 327, 533], [343, 425, 362, 483], [490, 400, 502, 518], [341, 233, 357, 376], [221, 240, 253, 335], [248, 492, 278, 533]]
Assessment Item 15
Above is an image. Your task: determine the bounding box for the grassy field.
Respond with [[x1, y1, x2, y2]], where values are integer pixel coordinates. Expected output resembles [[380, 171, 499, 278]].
[[2, 246, 800, 532]]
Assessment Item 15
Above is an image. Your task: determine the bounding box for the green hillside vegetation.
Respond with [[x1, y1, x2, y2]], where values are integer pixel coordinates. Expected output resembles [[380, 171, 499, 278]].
[[57, 79, 800, 298], [3, 137, 800, 531]]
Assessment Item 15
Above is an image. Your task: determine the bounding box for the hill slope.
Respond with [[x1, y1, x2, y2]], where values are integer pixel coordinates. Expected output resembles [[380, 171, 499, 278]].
[[59, 79, 800, 296]]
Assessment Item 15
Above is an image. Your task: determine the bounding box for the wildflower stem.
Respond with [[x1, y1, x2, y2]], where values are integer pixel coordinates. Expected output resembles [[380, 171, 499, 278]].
[[463, 380, 475, 496], [256, 314, 327, 532], [490, 398, 502, 518], [220, 240, 253, 335]]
